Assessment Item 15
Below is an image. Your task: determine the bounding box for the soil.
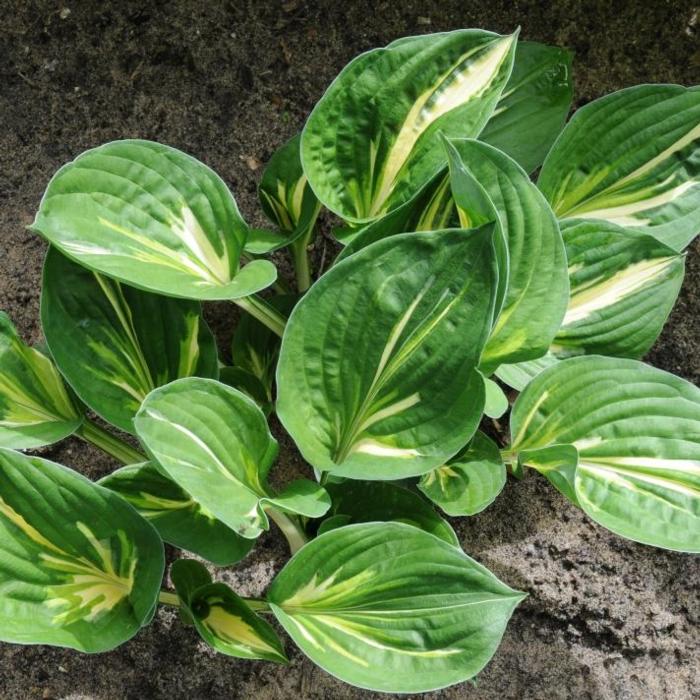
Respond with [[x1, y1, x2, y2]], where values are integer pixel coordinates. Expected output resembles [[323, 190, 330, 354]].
[[1, 1, 699, 698]]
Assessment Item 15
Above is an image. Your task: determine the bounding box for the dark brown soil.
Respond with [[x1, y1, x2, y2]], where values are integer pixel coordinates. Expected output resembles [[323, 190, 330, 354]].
[[1, 1, 699, 698]]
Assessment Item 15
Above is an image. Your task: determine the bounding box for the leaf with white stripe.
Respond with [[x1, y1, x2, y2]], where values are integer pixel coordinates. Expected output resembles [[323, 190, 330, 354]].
[[446, 138, 569, 371], [495, 352, 559, 392], [419, 431, 507, 516], [99, 463, 254, 566], [135, 378, 330, 539], [32, 140, 276, 300], [0, 448, 164, 651], [0, 312, 82, 449], [538, 85, 700, 251], [268, 522, 525, 693], [509, 356, 700, 552], [302, 29, 517, 223], [42, 249, 219, 434], [277, 228, 498, 480], [553, 219, 684, 358]]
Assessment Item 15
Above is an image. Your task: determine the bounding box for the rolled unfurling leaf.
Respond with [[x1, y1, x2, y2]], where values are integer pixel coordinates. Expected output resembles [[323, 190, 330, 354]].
[[0, 312, 82, 449], [510, 356, 700, 552], [302, 29, 518, 222], [268, 522, 525, 692], [99, 463, 254, 566], [277, 228, 498, 480], [135, 378, 330, 539], [538, 84, 700, 251], [32, 140, 276, 300], [42, 248, 219, 433], [0, 448, 164, 652]]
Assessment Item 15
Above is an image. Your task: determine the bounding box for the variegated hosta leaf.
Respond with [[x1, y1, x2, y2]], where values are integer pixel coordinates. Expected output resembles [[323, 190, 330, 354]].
[[538, 84, 700, 251], [323, 480, 458, 545], [479, 41, 574, 173], [0, 312, 82, 448], [218, 367, 272, 415], [277, 228, 498, 480], [335, 169, 457, 259], [134, 378, 330, 539], [171, 560, 287, 663], [268, 522, 525, 693], [42, 249, 219, 434], [32, 140, 276, 300], [495, 352, 559, 392], [552, 219, 684, 359], [99, 463, 254, 566], [250, 133, 321, 254], [419, 432, 507, 516], [509, 356, 700, 552], [302, 29, 518, 223], [0, 448, 163, 651], [446, 138, 569, 371]]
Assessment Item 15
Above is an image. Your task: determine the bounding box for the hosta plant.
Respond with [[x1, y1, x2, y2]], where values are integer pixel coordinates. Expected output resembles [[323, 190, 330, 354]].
[[1, 27, 698, 693]]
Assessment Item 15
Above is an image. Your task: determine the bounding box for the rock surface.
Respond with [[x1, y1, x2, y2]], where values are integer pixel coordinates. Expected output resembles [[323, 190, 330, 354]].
[[0, 1, 699, 698]]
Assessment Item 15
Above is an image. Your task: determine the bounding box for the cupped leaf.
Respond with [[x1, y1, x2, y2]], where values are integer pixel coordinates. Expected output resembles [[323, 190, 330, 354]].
[[99, 463, 254, 566], [277, 228, 498, 480], [268, 522, 525, 692], [255, 133, 321, 251], [171, 560, 287, 663], [42, 248, 219, 434], [419, 431, 507, 516], [324, 480, 458, 545], [480, 41, 574, 173], [31, 139, 276, 300], [538, 84, 700, 251], [553, 219, 684, 358], [510, 356, 700, 552], [0, 312, 82, 448], [0, 448, 164, 651], [446, 138, 568, 371], [302, 29, 518, 222], [135, 378, 329, 539], [483, 376, 509, 419], [495, 352, 559, 392]]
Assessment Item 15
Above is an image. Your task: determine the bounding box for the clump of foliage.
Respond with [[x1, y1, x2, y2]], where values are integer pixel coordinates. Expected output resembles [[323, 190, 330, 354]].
[[0, 28, 698, 693]]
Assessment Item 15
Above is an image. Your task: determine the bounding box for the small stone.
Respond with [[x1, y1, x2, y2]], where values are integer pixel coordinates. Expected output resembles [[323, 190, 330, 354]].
[[59, 7, 71, 19]]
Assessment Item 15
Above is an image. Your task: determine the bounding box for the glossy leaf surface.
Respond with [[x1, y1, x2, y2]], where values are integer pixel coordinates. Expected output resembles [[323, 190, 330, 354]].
[[32, 140, 276, 299], [42, 248, 219, 433], [0, 448, 163, 651], [0, 312, 82, 448], [277, 228, 497, 479], [302, 29, 517, 222], [538, 85, 700, 251], [268, 522, 524, 692], [510, 356, 700, 551]]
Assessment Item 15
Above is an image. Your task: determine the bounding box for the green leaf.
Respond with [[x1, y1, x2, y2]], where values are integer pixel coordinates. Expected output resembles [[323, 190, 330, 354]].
[[419, 432, 507, 516], [0, 312, 82, 448], [232, 295, 296, 401], [277, 228, 498, 479], [479, 41, 574, 173], [255, 133, 321, 251], [171, 560, 287, 663], [268, 522, 525, 692], [516, 445, 579, 504], [99, 463, 254, 566], [302, 29, 518, 222], [0, 448, 164, 651], [134, 378, 330, 539], [552, 219, 685, 358], [538, 84, 700, 251], [446, 138, 569, 371], [32, 139, 276, 300], [324, 480, 458, 545], [495, 352, 559, 392], [218, 367, 272, 415], [510, 356, 700, 552], [483, 376, 508, 419], [42, 248, 219, 434]]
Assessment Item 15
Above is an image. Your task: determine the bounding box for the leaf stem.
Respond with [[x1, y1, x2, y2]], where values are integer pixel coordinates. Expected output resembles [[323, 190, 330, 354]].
[[77, 419, 146, 465], [265, 506, 308, 554], [291, 240, 311, 293], [233, 295, 287, 338], [158, 588, 271, 613], [158, 590, 180, 607]]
